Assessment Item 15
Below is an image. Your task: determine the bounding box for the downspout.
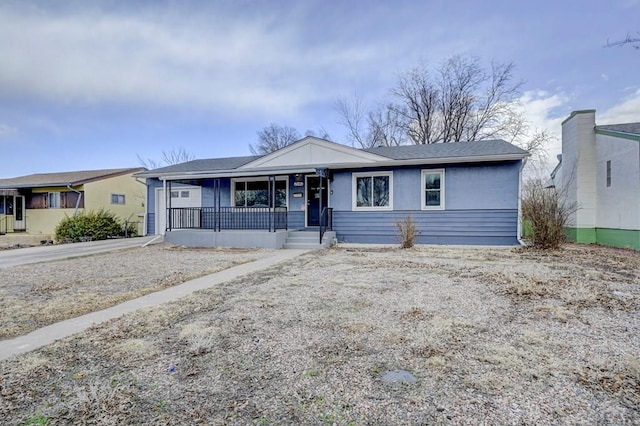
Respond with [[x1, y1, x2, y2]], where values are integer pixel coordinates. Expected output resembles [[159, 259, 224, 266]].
[[517, 158, 528, 246], [135, 177, 149, 236], [66, 184, 83, 217]]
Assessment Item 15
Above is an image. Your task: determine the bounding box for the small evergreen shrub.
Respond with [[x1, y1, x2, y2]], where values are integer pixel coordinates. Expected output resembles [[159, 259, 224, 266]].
[[396, 215, 418, 249], [55, 209, 132, 243]]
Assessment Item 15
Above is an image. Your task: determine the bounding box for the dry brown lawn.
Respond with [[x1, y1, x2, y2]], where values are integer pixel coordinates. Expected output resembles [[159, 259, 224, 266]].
[[1, 244, 639, 424], [0, 244, 271, 339]]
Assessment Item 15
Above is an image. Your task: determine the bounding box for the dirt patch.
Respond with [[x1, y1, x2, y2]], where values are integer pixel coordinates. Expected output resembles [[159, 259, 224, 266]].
[[0, 244, 639, 424], [0, 244, 272, 339]]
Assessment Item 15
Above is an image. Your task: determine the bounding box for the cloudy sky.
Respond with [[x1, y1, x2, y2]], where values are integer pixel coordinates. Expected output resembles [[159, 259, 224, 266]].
[[0, 0, 638, 177]]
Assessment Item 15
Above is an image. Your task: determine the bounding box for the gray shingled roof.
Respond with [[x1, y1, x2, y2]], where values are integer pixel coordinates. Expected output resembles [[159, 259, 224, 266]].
[[365, 139, 528, 160], [0, 168, 144, 189], [596, 123, 640, 136], [136, 156, 261, 176], [138, 139, 527, 177]]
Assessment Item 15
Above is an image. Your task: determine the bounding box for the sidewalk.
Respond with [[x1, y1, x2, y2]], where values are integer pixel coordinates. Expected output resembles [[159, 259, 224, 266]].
[[0, 236, 160, 268], [0, 248, 309, 361]]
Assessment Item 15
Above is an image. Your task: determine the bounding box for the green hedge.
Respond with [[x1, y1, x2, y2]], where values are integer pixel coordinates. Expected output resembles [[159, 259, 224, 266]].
[[54, 209, 136, 243]]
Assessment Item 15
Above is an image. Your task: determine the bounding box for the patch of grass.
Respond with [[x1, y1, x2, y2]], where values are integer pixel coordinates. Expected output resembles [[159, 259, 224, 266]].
[[24, 414, 49, 425]]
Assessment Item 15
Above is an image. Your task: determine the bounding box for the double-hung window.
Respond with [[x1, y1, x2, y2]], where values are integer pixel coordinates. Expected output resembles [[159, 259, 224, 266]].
[[421, 169, 444, 210], [352, 172, 393, 210]]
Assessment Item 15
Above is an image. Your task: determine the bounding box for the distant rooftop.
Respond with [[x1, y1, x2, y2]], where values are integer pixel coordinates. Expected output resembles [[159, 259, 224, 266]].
[[0, 168, 145, 189], [596, 122, 640, 136]]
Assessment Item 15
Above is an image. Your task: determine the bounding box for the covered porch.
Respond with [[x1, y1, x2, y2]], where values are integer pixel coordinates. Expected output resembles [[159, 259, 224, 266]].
[[158, 170, 333, 248]]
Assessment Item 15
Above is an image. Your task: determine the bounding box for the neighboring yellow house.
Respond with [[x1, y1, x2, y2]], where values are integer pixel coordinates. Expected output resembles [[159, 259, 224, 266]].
[[0, 168, 146, 238]]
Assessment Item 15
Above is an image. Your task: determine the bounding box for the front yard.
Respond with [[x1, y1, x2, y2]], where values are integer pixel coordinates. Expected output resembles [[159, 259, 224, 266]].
[[1, 245, 639, 424]]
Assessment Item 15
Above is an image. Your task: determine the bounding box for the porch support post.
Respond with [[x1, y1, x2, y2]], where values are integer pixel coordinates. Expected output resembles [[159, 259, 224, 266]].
[[214, 178, 221, 232], [167, 180, 172, 232], [269, 175, 276, 232]]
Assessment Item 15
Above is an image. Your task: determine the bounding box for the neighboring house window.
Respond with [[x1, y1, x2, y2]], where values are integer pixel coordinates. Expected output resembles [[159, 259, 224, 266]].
[[170, 191, 179, 198], [606, 160, 611, 187], [232, 178, 287, 207], [111, 194, 126, 205], [26, 191, 84, 209], [180, 190, 190, 198], [421, 169, 445, 210], [352, 172, 393, 210], [48, 192, 61, 208]]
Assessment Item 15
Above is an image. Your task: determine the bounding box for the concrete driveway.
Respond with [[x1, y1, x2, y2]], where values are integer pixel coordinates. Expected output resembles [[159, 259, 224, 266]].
[[0, 236, 160, 268]]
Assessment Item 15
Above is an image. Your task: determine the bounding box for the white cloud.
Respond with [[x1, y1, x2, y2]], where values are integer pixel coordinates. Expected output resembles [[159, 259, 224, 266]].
[[516, 90, 568, 169], [0, 3, 389, 118], [0, 124, 17, 137], [599, 89, 640, 124]]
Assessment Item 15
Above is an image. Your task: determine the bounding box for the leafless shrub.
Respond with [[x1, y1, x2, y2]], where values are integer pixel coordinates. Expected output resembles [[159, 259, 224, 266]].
[[521, 179, 576, 250], [396, 215, 418, 249]]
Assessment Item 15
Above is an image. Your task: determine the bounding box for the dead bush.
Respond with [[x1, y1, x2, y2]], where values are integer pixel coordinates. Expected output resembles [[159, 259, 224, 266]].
[[522, 179, 576, 250], [396, 215, 418, 249]]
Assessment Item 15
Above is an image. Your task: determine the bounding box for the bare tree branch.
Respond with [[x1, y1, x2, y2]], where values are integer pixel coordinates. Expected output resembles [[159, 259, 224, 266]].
[[605, 32, 640, 49], [335, 95, 367, 147], [137, 147, 195, 170], [250, 123, 301, 155]]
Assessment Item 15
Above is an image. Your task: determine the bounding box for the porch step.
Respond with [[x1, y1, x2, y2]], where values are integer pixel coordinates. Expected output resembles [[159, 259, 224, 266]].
[[283, 230, 335, 249]]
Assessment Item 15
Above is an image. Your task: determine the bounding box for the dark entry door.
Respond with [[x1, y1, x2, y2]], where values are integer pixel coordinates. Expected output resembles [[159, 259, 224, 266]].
[[306, 176, 328, 227]]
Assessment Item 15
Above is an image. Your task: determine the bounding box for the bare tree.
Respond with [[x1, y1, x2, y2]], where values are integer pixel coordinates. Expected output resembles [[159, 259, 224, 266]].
[[337, 55, 526, 148], [250, 123, 301, 155], [605, 32, 640, 49], [336, 95, 368, 147], [137, 147, 195, 170], [393, 56, 522, 144], [336, 95, 407, 148]]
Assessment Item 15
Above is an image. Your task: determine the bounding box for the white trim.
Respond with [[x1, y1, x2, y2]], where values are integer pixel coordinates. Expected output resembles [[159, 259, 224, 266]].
[[351, 171, 394, 211], [421, 169, 445, 210], [230, 176, 289, 208], [239, 136, 388, 169]]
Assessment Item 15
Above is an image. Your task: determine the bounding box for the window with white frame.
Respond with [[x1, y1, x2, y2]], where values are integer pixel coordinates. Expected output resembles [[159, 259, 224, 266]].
[[180, 190, 190, 198], [232, 178, 287, 207], [111, 194, 126, 205], [48, 192, 61, 208], [352, 172, 393, 210], [421, 169, 444, 210]]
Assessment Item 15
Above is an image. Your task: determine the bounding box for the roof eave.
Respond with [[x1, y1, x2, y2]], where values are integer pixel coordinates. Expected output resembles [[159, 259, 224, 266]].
[[153, 153, 527, 180]]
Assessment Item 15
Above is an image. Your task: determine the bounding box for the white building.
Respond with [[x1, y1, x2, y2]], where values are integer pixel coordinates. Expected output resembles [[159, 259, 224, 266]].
[[553, 110, 639, 250]]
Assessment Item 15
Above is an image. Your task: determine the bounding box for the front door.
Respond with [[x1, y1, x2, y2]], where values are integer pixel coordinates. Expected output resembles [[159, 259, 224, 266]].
[[13, 195, 25, 231], [306, 176, 328, 227]]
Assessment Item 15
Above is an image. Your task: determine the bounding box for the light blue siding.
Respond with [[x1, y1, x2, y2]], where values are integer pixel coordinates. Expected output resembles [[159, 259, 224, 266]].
[[145, 160, 522, 244], [334, 210, 519, 245], [288, 211, 305, 229], [329, 161, 522, 245], [330, 161, 520, 211]]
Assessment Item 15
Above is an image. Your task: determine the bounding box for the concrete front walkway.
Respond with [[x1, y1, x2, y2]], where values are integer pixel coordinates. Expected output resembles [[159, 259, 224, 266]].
[[0, 248, 309, 361], [0, 236, 160, 268]]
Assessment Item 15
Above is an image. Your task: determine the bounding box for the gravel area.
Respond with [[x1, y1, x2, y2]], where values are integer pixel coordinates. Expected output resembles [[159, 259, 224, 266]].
[[0, 244, 273, 339], [1, 244, 639, 424]]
